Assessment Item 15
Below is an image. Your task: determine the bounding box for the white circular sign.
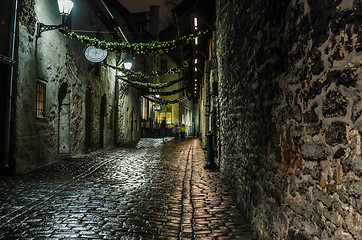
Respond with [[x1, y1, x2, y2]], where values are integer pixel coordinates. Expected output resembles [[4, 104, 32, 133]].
[[85, 46, 108, 62]]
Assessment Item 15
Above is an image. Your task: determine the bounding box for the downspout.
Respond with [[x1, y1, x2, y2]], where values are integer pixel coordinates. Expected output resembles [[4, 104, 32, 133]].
[[173, 12, 184, 63], [174, 11, 184, 129], [114, 69, 119, 146], [114, 54, 127, 145], [3, 0, 18, 171], [99, 0, 129, 44]]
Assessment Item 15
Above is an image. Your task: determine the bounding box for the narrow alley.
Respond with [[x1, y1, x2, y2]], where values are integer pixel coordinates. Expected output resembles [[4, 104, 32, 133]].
[[0, 138, 255, 239], [1, 0, 361, 239]]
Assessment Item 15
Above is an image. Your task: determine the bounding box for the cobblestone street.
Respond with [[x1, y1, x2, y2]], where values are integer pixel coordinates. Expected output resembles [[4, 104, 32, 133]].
[[0, 138, 255, 239]]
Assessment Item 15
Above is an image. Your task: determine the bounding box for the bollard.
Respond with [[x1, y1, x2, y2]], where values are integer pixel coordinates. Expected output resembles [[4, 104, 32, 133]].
[[204, 131, 218, 169]]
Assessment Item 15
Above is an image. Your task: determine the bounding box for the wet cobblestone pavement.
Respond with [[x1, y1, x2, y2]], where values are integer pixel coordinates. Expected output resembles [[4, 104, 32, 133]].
[[0, 138, 256, 239]]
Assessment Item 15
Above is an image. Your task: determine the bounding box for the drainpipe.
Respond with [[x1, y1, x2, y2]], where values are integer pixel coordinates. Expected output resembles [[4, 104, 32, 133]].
[[114, 74, 119, 146], [173, 12, 184, 62], [3, 0, 18, 171]]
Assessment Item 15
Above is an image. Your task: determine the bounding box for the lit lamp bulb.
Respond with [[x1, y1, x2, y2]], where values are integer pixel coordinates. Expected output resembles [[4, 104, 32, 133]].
[[58, 0, 74, 15], [123, 62, 132, 70]]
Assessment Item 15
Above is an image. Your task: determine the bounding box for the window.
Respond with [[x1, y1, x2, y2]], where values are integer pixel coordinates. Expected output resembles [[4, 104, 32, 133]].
[[194, 17, 198, 29], [166, 106, 172, 124], [36, 81, 46, 119], [161, 59, 168, 71], [182, 107, 185, 125], [158, 105, 172, 124]]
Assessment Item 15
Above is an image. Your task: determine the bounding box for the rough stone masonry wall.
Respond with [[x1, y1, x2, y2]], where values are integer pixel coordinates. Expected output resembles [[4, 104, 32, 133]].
[[13, 0, 131, 174], [216, 0, 361, 239]]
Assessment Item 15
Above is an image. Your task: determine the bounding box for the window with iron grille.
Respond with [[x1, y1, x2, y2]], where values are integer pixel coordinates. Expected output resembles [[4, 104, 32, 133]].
[[36, 81, 46, 119]]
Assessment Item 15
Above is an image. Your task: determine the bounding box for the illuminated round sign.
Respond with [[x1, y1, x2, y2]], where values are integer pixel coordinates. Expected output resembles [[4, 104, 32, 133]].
[[84, 46, 108, 62]]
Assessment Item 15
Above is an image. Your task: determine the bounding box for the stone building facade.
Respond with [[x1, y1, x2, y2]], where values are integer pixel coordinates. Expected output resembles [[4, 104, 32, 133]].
[[214, 0, 361, 239], [2, 0, 143, 174]]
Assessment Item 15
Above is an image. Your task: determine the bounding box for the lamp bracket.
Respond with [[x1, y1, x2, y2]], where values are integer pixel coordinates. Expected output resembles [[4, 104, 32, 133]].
[[37, 22, 62, 37]]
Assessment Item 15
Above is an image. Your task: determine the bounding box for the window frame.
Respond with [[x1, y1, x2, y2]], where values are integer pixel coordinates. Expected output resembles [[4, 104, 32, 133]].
[[36, 81, 47, 119]]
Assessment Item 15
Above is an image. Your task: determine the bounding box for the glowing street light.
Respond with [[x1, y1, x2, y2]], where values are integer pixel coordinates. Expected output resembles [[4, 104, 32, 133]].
[[58, 0, 74, 15], [123, 60, 132, 70], [37, 0, 74, 37]]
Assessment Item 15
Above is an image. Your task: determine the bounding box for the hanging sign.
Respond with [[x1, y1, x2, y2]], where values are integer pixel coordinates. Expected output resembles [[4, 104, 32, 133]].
[[85, 46, 107, 62], [153, 105, 161, 111]]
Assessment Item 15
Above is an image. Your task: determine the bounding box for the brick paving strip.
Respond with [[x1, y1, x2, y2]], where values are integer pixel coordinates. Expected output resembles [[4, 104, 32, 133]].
[[0, 138, 256, 239]]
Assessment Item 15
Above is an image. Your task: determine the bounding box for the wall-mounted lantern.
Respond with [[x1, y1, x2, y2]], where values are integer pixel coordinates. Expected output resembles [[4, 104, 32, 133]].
[[37, 0, 74, 37], [123, 59, 132, 70]]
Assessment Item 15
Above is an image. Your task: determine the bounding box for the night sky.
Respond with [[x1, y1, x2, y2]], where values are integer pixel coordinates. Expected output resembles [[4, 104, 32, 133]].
[[118, 0, 166, 12], [118, 0, 173, 28]]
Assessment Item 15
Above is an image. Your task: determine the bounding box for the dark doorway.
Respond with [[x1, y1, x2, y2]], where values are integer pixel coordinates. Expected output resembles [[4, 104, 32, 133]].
[[0, 0, 12, 169], [85, 87, 92, 151], [58, 83, 70, 157], [0, 65, 8, 168], [100, 95, 106, 148], [131, 107, 134, 142]]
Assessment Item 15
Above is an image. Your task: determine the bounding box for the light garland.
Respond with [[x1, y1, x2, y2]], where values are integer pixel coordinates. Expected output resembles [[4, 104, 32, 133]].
[[127, 82, 189, 96], [60, 29, 208, 55], [146, 86, 189, 96], [106, 61, 189, 78], [143, 94, 191, 105], [118, 76, 185, 89]]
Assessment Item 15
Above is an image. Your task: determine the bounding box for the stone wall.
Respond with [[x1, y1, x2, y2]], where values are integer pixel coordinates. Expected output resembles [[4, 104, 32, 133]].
[[215, 0, 361, 239], [12, 0, 140, 174]]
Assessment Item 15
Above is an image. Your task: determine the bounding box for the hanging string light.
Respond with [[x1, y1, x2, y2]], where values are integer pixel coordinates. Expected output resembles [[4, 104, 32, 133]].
[[118, 76, 185, 89], [60, 29, 208, 55], [143, 94, 191, 105], [105, 61, 189, 78], [126, 81, 190, 97], [144, 86, 189, 96]]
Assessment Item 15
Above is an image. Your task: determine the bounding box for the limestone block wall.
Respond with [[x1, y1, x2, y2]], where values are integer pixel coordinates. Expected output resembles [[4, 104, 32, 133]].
[[216, 0, 361, 239], [13, 0, 140, 174]]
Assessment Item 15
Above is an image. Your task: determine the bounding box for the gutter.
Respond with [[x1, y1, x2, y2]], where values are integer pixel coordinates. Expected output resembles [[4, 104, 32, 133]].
[[100, 0, 114, 19], [116, 26, 129, 43], [173, 11, 184, 63], [99, 0, 129, 43]]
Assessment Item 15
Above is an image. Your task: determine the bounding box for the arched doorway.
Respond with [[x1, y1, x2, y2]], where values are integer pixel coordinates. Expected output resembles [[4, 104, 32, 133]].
[[100, 94, 106, 148], [85, 87, 92, 152], [58, 83, 70, 157]]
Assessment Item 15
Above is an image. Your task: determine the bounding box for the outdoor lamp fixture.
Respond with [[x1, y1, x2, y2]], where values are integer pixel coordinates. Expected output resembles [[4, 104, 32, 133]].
[[118, 56, 132, 70], [123, 60, 132, 70], [116, 58, 132, 77], [37, 0, 74, 37]]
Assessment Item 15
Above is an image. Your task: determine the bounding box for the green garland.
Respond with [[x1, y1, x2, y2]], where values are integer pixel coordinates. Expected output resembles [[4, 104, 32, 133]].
[[143, 94, 191, 105], [60, 29, 208, 55], [127, 82, 189, 96], [118, 76, 185, 89], [105, 61, 189, 78], [146, 86, 189, 96]]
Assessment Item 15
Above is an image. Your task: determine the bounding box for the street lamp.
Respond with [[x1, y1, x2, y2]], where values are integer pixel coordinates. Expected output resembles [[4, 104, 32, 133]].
[[58, 0, 74, 15], [123, 60, 132, 70], [37, 0, 74, 37], [116, 57, 133, 77]]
